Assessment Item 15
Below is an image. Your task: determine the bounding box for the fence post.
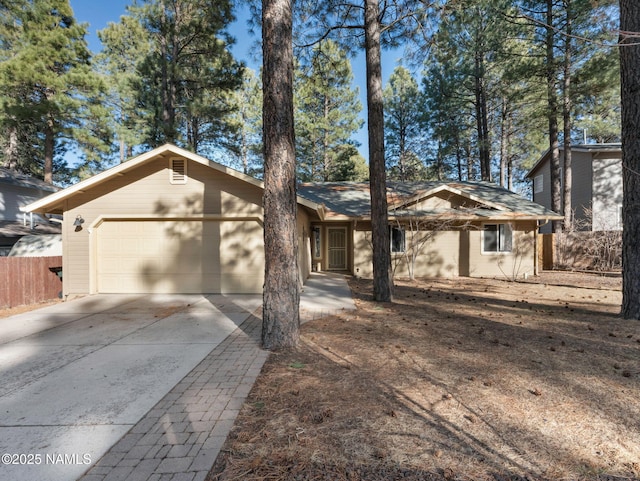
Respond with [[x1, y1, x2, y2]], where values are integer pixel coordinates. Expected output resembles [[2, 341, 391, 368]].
[[543, 233, 554, 270]]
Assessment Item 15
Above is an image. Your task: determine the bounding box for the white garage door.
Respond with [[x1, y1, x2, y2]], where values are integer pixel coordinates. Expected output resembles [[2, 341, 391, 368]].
[[96, 219, 264, 294]]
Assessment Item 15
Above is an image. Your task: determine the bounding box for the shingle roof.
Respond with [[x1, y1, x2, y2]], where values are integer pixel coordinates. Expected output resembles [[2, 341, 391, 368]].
[[0, 167, 60, 193], [297, 181, 561, 220], [525, 143, 621, 179], [0, 220, 61, 238]]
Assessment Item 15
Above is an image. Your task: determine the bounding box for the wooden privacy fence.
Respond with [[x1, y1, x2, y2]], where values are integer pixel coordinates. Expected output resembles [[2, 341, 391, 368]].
[[0, 256, 62, 309], [538, 233, 555, 271], [537, 232, 622, 272]]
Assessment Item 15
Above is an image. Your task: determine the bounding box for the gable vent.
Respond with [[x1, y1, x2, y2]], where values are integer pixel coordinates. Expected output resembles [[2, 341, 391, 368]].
[[170, 158, 187, 184]]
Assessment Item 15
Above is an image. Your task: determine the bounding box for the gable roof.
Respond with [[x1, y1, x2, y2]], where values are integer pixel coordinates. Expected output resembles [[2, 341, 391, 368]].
[[0, 167, 60, 193], [297, 181, 562, 221], [526, 143, 621, 179], [22, 144, 322, 216]]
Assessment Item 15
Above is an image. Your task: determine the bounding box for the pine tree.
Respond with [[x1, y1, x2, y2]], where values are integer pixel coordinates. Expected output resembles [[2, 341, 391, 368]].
[[421, 56, 475, 182], [227, 68, 263, 177], [103, 0, 242, 154], [96, 15, 152, 162], [383, 66, 426, 181], [329, 144, 368, 181], [262, 0, 300, 349], [294, 39, 362, 182], [0, 0, 109, 182], [294, 0, 430, 302], [620, 0, 640, 319]]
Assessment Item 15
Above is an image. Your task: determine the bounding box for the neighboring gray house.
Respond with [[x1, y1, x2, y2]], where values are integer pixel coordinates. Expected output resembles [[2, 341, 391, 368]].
[[526, 144, 622, 233], [0, 167, 61, 255]]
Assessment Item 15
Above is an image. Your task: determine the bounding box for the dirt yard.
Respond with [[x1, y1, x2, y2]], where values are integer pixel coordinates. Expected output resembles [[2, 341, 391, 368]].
[[209, 272, 639, 481]]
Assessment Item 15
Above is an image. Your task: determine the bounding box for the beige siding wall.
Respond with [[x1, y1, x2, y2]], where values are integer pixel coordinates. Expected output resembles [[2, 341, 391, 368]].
[[353, 222, 373, 278], [297, 208, 312, 284], [411, 193, 453, 210], [63, 156, 265, 295], [467, 221, 537, 278], [410, 191, 481, 211], [392, 230, 460, 278], [353, 221, 537, 279]]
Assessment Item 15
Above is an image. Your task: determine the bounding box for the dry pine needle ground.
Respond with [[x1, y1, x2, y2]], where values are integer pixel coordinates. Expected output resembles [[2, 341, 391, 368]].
[[209, 273, 639, 481]]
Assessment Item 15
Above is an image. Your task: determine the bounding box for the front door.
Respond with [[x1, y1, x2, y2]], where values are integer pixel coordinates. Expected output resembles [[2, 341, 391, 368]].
[[327, 227, 347, 270]]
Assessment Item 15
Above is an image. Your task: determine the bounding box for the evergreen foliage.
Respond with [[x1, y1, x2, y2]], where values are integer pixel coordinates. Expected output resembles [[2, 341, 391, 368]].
[[383, 66, 428, 181], [113, 0, 243, 155], [0, 0, 110, 183], [294, 39, 363, 181]]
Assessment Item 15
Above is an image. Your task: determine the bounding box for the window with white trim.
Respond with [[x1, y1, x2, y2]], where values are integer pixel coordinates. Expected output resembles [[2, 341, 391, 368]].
[[482, 224, 512, 253], [170, 158, 187, 184], [390, 226, 406, 253]]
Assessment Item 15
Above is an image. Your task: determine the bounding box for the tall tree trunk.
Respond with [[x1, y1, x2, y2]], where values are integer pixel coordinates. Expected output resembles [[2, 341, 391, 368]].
[[474, 42, 491, 182], [466, 142, 474, 180], [399, 112, 406, 182], [562, 0, 573, 231], [119, 139, 126, 164], [241, 128, 249, 174], [364, 0, 392, 302], [323, 93, 330, 180], [160, 6, 171, 143], [454, 137, 462, 182], [3, 124, 18, 170], [44, 115, 54, 184], [620, 0, 640, 319], [262, 0, 300, 348], [500, 97, 507, 188], [546, 0, 562, 232]]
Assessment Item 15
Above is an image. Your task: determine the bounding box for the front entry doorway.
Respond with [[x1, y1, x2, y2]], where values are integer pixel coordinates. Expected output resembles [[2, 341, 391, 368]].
[[327, 227, 347, 270]]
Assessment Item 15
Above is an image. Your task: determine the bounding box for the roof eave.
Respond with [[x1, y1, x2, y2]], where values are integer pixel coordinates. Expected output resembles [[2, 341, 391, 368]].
[[21, 144, 323, 216]]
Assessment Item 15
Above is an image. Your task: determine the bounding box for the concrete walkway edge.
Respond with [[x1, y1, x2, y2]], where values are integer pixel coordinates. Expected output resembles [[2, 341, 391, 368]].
[[79, 273, 355, 481], [78, 313, 267, 481]]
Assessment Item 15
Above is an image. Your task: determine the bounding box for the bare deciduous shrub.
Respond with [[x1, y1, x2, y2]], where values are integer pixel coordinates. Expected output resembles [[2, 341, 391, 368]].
[[554, 206, 621, 271]]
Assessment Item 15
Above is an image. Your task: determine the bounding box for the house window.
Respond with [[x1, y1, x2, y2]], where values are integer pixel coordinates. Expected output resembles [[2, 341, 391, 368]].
[[534, 175, 543, 194], [312, 226, 321, 259], [483, 224, 512, 253], [170, 158, 187, 184], [390, 226, 405, 253]]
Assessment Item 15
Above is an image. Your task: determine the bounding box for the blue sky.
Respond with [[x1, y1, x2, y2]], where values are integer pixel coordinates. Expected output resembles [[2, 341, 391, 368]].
[[69, 0, 408, 161]]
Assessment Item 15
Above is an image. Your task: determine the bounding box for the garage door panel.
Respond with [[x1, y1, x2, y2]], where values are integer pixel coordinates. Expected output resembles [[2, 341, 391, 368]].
[[96, 220, 263, 294]]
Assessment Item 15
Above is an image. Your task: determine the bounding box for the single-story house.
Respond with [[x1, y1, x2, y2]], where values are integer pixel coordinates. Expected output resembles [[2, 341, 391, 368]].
[[0, 167, 61, 255], [299, 180, 562, 279], [23, 144, 561, 296]]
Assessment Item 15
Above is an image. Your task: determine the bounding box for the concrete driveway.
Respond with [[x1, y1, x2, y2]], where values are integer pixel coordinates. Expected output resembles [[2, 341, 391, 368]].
[[0, 293, 261, 481]]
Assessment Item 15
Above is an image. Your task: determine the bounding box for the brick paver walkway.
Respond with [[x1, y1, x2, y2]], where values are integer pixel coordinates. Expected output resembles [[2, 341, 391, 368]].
[[78, 312, 267, 481]]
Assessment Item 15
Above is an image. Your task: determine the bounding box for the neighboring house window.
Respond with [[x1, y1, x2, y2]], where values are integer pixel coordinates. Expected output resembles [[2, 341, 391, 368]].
[[483, 224, 512, 253], [390, 226, 405, 253], [534, 175, 543, 194], [170, 158, 187, 184]]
